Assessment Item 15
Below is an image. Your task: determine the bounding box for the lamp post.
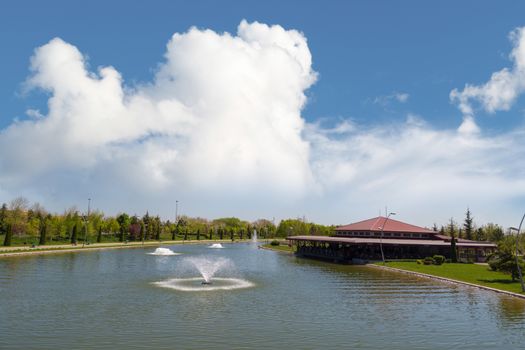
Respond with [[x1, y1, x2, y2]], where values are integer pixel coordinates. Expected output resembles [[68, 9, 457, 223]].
[[510, 213, 525, 292], [379, 212, 396, 264]]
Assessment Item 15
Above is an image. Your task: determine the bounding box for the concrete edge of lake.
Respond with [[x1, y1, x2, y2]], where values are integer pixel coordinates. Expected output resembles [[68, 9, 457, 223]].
[[370, 264, 525, 300]]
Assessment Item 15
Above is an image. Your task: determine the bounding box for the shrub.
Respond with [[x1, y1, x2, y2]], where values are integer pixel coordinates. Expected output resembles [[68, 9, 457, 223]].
[[270, 240, 280, 246], [423, 257, 435, 265], [433, 255, 445, 265], [416, 259, 423, 265]]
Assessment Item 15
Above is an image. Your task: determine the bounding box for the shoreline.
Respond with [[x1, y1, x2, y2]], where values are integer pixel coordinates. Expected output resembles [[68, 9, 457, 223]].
[[369, 263, 525, 300], [0, 239, 252, 258], [262, 245, 525, 300]]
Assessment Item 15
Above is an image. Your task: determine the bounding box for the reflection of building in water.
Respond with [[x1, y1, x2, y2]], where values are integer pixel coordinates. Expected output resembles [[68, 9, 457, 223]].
[[288, 216, 496, 263]]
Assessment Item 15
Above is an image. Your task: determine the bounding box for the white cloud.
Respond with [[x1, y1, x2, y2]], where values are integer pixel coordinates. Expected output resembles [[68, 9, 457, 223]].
[[1, 21, 525, 227], [0, 21, 316, 199], [450, 27, 525, 117], [373, 91, 410, 106]]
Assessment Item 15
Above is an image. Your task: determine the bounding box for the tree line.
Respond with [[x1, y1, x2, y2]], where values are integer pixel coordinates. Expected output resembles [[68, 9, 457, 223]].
[[0, 197, 334, 247], [433, 208, 506, 242]]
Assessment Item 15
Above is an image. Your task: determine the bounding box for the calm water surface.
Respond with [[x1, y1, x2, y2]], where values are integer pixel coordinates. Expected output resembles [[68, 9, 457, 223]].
[[1, 243, 525, 349]]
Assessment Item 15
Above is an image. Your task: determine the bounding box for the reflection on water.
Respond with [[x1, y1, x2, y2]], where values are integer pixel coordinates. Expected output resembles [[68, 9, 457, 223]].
[[0, 244, 524, 349]]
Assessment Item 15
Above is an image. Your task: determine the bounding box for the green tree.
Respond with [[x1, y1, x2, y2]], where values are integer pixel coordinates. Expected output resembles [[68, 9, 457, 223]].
[[0, 203, 7, 236], [449, 218, 458, 263], [3, 224, 12, 246], [96, 226, 102, 243], [154, 216, 161, 240], [475, 227, 486, 241], [38, 215, 48, 245], [488, 245, 525, 282], [116, 213, 130, 242], [8, 197, 29, 238], [463, 208, 474, 241], [484, 223, 504, 242], [71, 224, 78, 244]]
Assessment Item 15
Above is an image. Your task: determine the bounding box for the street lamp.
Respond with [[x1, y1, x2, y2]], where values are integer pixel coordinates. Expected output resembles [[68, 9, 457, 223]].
[[379, 212, 396, 264], [510, 214, 525, 292]]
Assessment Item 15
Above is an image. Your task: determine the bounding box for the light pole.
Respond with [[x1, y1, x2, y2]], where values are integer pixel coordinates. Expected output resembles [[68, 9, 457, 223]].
[[175, 200, 179, 223], [379, 212, 396, 264], [510, 213, 525, 292], [82, 198, 91, 248]]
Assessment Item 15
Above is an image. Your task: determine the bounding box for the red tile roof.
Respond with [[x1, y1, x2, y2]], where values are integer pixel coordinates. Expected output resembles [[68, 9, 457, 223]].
[[335, 216, 435, 234]]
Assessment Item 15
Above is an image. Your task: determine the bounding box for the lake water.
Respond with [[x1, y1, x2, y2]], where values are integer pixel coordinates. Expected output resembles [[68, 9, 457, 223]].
[[1, 243, 525, 349]]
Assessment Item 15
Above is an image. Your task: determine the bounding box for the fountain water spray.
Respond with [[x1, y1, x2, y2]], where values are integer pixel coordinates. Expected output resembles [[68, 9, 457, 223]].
[[147, 247, 179, 256], [209, 243, 224, 249], [186, 257, 232, 284], [153, 256, 254, 292], [252, 229, 258, 243]]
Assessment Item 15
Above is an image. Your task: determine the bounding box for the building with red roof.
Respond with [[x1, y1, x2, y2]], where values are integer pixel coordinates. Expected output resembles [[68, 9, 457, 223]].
[[287, 216, 496, 264]]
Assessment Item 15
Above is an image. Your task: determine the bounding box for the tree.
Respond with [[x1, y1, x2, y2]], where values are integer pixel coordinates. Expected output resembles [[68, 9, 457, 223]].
[[3, 224, 12, 246], [155, 216, 161, 240], [449, 218, 458, 263], [71, 225, 78, 244], [129, 216, 141, 241], [463, 208, 474, 241], [96, 226, 102, 243], [475, 227, 486, 241], [488, 248, 525, 281], [38, 215, 48, 245], [0, 203, 7, 236], [196, 229, 200, 241], [484, 223, 504, 242], [116, 213, 130, 242], [8, 197, 29, 238]]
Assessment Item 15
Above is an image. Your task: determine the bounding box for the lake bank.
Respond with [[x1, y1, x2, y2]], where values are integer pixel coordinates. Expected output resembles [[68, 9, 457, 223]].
[[371, 262, 525, 299], [0, 239, 250, 257]]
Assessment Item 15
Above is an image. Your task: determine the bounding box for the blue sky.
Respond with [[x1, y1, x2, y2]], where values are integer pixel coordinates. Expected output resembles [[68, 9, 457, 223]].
[[2, 0, 525, 227]]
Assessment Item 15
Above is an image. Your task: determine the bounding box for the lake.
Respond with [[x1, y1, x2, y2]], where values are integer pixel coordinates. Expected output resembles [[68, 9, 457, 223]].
[[1, 243, 524, 349]]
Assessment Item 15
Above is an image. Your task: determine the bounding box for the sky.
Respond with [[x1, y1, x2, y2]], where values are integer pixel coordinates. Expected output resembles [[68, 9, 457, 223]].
[[2, 0, 525, 228]]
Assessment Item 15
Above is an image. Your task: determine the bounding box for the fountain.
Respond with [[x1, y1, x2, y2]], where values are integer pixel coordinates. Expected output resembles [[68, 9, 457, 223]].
[[208, 243, 224, 249], [252, 229, 258, 243], [186, 257, 230, 284], [147, 247, 180, 256], [154, 256, 254, 291]]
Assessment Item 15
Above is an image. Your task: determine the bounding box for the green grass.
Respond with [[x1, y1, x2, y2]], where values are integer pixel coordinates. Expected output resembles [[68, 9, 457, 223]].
[[381, 261, 525, 295], [262, 243, 295, 253]]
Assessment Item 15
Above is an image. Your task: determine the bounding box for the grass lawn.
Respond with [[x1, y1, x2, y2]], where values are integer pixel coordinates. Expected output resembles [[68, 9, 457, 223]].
[[382, 261, 525, 295]]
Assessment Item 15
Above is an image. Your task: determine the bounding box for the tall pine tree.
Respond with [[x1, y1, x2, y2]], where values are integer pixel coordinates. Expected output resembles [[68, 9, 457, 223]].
[[71, 225, 77, 244], [3, 224, 12, 246], [38, 216, 47, 245], [97, 226, 102, 243], [449, 218, 458, 263], [463, 208, 474, 241]]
